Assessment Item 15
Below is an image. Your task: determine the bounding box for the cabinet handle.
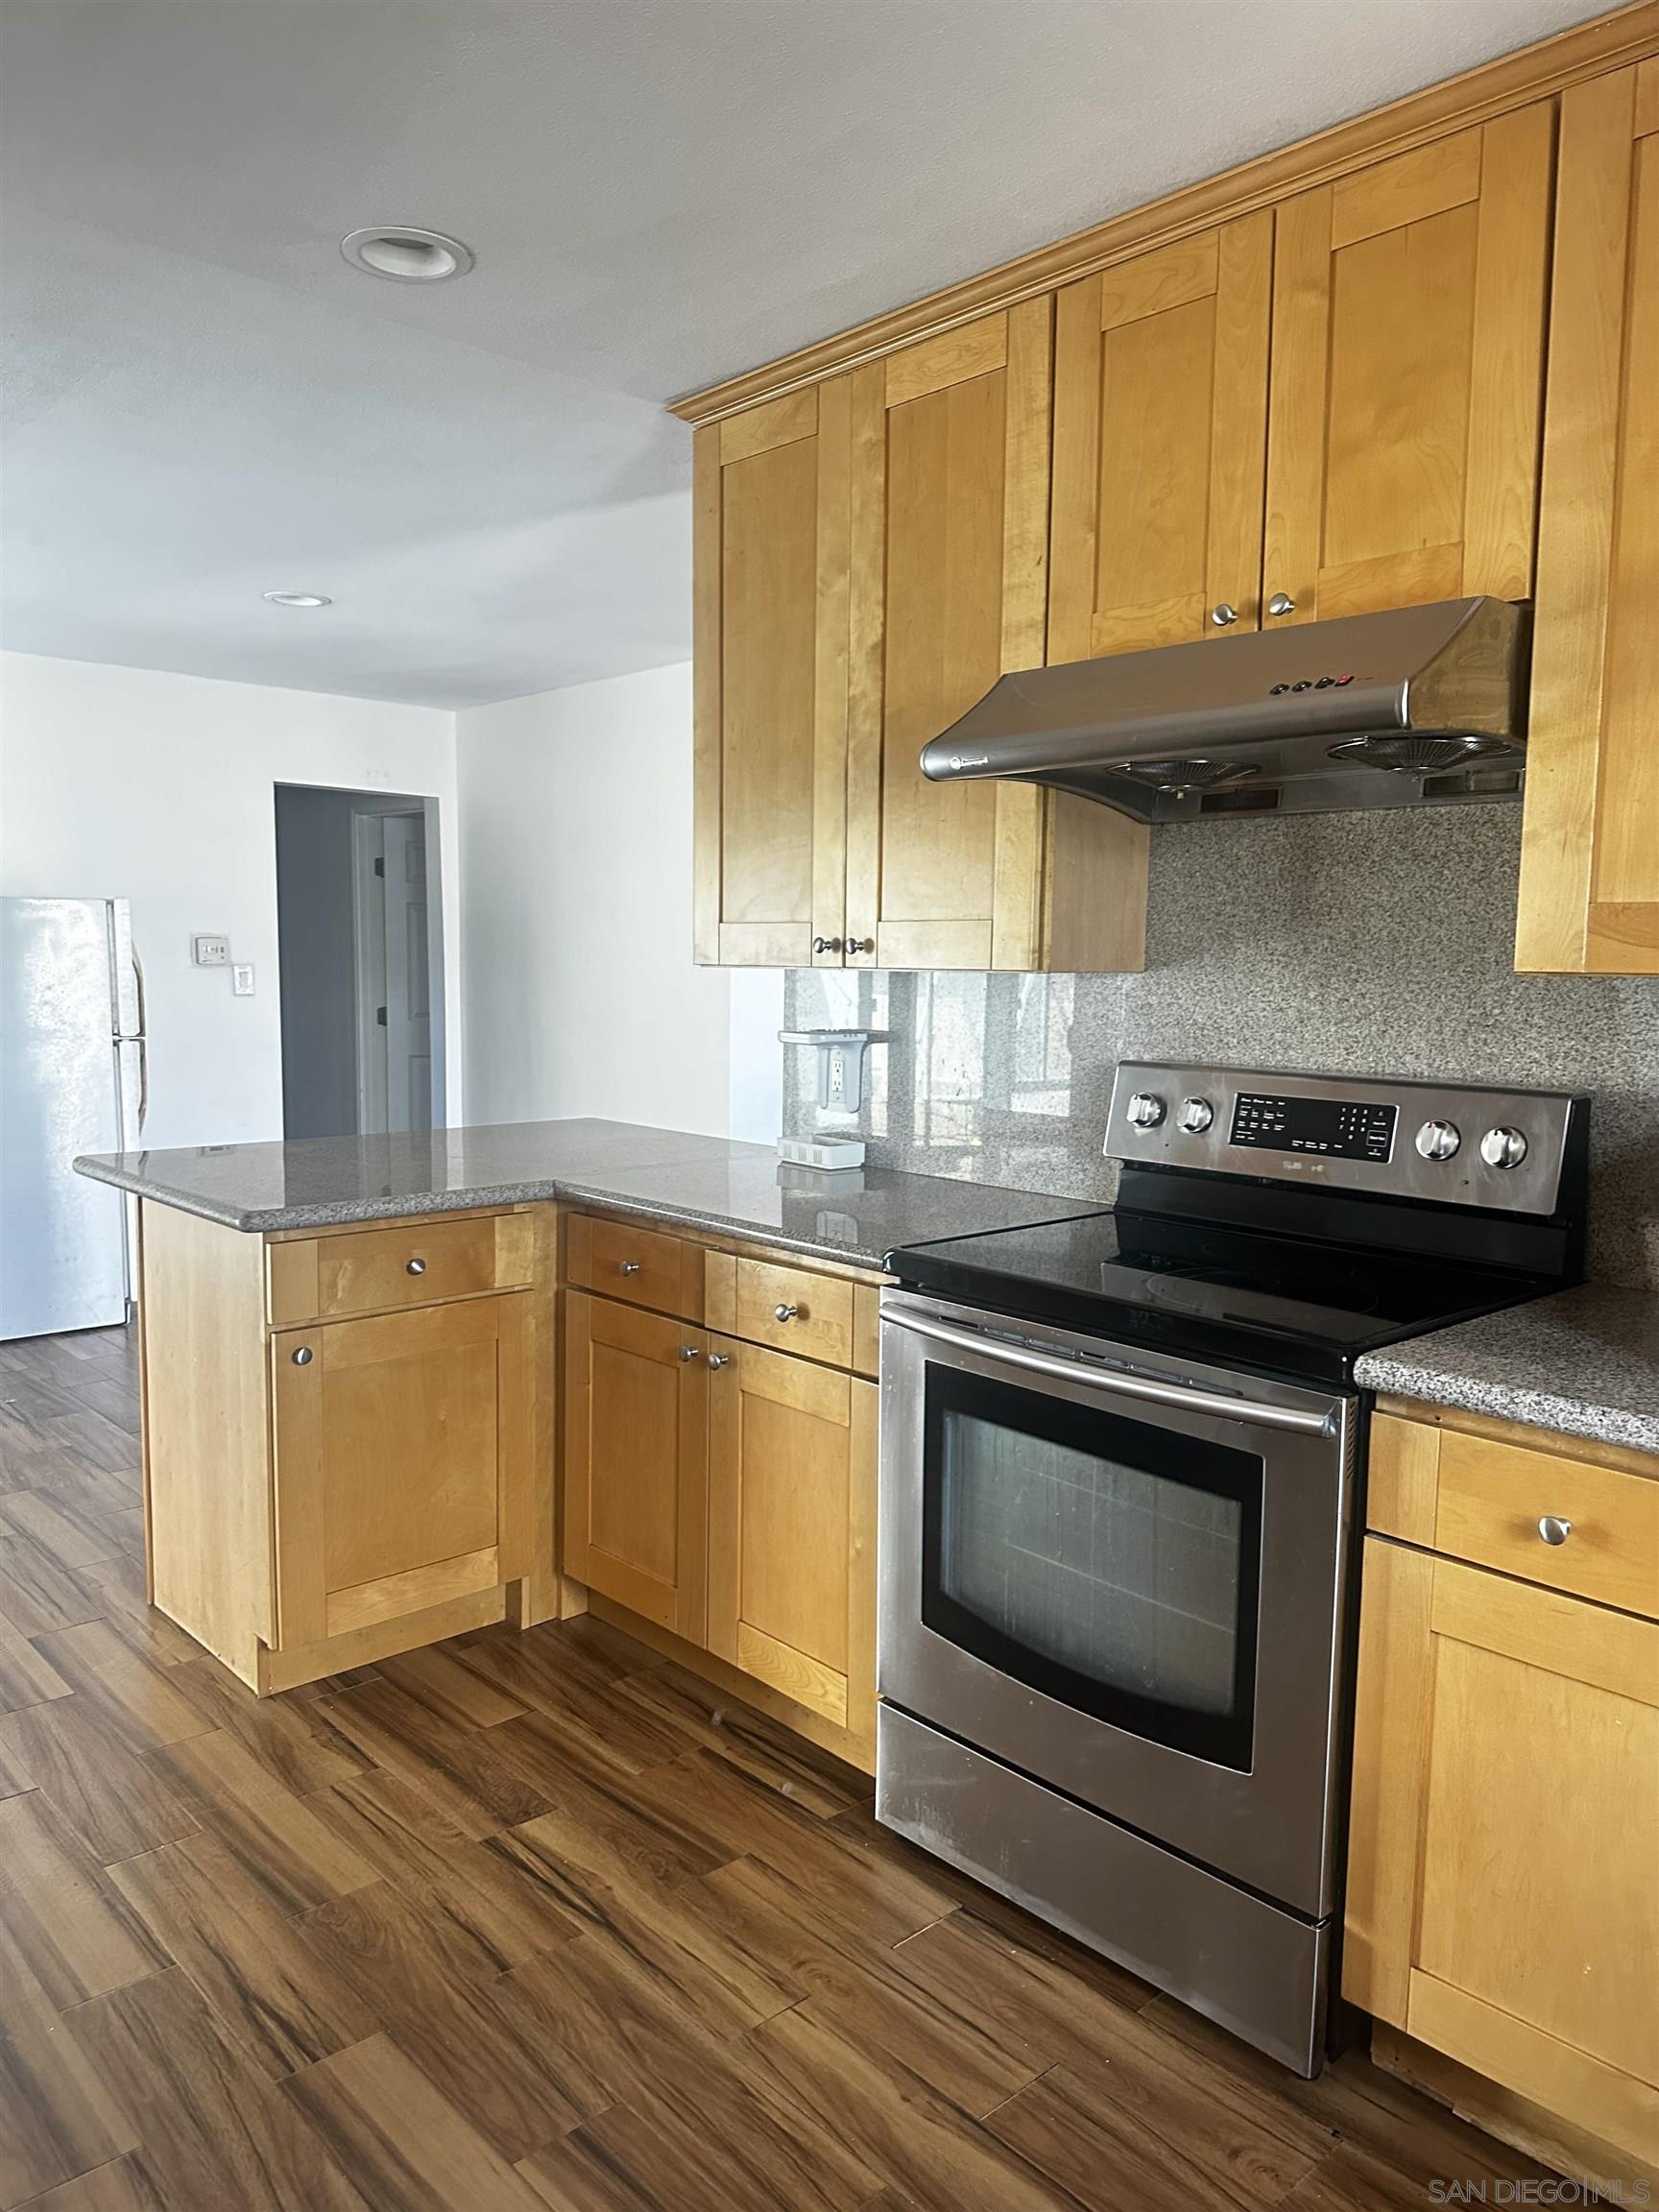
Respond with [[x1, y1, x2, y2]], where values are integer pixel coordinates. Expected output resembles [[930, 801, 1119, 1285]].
[[707, 1353, 733, 1370], [679, 1344, 702, 1362], [811, 936, 843, 955], [773, 1303, 799, 1323], [291, 1346, 314, 1366], [1211, 603, 1238, 627], [1266, 590, 1297, 617], [847, 937, 875, 956], [405, 1257, 426, 1276], [1537, 1515, 1573, 1547], [618, 1261, 642, 1276]]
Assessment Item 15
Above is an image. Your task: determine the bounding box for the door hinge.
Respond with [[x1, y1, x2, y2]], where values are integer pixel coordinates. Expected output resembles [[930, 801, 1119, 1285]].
[[376, 1005, 388, 1027], [373, 856, 385, 878]]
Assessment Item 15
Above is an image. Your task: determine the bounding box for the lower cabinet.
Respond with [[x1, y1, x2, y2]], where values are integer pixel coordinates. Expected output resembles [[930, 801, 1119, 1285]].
[[561, 1289, 709, 1643], [270, 1293, 533, 1651], [1347, 1532, 1659, 2169], [706, 1333, 878, 1750]]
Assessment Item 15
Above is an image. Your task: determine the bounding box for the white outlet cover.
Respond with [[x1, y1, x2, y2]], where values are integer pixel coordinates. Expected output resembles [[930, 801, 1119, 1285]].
[[231, 963, 255, 996], [193, 933, 229, 966]]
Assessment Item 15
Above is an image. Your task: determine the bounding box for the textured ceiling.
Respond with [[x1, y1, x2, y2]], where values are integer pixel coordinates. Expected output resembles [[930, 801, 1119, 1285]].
[[0, 0, 1614, 708]]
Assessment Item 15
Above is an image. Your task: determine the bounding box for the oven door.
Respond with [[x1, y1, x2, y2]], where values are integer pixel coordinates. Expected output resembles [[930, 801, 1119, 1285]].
[[878, 1290, 1356, 1917]]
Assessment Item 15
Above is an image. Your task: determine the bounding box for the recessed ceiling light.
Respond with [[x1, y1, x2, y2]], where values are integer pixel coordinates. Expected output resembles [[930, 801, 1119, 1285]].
[[262, 590, 331, 609], [340, 226, 473, 282]]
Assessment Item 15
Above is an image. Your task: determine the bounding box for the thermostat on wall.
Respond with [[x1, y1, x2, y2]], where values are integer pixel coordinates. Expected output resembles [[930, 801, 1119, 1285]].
[[193, 934, 230, 966]]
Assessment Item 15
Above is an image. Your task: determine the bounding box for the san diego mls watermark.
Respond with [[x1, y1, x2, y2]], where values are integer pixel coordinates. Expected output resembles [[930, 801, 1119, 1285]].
[[1428, 2182, 1652, 2205]]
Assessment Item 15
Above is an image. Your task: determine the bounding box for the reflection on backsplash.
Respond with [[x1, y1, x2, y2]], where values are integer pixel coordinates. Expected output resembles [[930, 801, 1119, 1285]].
[[784, 807, 1659, 1288]]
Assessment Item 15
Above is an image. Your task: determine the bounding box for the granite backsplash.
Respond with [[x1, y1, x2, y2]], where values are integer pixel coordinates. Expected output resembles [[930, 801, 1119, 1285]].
[[782, 806, 1659, 1289]]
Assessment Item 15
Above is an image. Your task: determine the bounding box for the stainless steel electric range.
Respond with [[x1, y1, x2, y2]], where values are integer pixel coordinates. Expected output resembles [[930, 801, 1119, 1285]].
[[876, 1062, 1590, 2077]]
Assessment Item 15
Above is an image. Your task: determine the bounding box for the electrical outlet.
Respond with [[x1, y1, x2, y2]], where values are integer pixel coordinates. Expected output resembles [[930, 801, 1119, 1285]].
[[231, 963, 255, 997], [193, 934, 229, 967]]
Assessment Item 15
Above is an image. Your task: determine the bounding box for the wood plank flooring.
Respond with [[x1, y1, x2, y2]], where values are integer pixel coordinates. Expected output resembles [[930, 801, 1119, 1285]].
[[0, 1325, 1558, 2211]]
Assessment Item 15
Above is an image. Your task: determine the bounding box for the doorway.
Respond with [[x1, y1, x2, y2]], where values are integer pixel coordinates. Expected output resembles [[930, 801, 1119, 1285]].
[[275, 785, 447, 1139]]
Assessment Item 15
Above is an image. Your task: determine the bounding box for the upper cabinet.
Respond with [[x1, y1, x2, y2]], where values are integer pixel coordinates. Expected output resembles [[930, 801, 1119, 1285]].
[[692, 382, 851, 968], [1518, 60, 1659, 975], [1049, 213, 1272, 657], [681, 17, 1659, 978], [1265, 108, 1554, 627], [844, 305, 1145, 973]]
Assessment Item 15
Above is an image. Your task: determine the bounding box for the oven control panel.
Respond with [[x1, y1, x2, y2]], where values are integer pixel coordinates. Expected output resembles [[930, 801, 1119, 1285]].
[[1106, 1064, 1584, 1216], [1229, 1092, 1396, 1162]]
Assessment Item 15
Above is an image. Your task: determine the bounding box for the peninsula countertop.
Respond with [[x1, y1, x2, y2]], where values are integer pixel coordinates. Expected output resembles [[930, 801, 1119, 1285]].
[[1355, 1281, 1659, 1459], [75, 1118, 1101, 1272]]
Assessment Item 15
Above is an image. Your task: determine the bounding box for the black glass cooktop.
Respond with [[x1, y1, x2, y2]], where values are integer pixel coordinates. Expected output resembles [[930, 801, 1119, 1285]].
[[887, 1207, 1558, 1387]]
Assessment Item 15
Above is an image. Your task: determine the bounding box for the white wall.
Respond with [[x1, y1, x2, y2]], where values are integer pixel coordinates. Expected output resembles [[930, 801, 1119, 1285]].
[[0, 651, 460, 1149], [458, 663, 781, 1142]]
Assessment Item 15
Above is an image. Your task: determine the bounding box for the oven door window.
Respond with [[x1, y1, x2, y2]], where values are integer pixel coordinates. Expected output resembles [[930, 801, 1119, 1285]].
[[922, 1364, 1262, 1769]]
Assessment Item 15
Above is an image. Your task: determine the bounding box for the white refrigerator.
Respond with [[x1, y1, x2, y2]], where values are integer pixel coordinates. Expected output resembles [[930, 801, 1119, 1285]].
[[0, 897, 146, 1340]]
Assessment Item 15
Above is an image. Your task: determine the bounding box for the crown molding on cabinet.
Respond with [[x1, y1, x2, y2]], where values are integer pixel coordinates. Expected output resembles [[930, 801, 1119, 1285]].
[[669, 0, 1659, 425]]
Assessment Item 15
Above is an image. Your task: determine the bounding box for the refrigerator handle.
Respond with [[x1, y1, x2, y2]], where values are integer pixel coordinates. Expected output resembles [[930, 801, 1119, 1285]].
[[132, 946, 149, 1131]]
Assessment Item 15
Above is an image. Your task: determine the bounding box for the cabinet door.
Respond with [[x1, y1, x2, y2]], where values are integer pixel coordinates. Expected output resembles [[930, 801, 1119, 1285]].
[[1346, 1538, 1659, 2166], [844, 302, 1055, 973], [1265, 105, 1552, 627], [692, 381, 852, 968], [561, 1290, 708, 1642], [1049, 214, 1271, 660], [1518, 63, 1659, 975], [707, 1334, 877, 1752], [270, 1295, 530, 1651]]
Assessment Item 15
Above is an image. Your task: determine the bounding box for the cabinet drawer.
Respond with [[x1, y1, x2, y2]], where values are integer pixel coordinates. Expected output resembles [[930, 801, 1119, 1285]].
[[565, 1213, 698, 1320], [706, 1251, 854, 1367], [269, 1213, 532, 1325], [1433, 1428, 1659, 1621]]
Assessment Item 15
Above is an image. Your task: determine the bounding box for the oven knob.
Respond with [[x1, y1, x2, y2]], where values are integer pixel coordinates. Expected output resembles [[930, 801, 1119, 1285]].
[[1126, 1092, 1166, 1130], [1177, 1096, 1214, 1134], [1479, 1125, 1528, 1169], [1414, 1118, 1462, 1162]]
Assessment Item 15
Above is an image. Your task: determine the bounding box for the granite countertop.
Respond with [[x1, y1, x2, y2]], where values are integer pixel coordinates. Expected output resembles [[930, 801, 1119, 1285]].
[[75, 1118, 1101, 1272], [1356, 1282, 1659, 1458]]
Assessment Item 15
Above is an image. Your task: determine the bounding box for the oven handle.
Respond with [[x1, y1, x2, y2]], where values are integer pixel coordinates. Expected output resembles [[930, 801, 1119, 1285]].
[[884, 1308, 1337, 1437]]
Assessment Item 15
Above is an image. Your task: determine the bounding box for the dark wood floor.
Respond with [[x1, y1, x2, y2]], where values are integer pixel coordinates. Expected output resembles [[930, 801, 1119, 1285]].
[[0, 1324, 1556, 2211]]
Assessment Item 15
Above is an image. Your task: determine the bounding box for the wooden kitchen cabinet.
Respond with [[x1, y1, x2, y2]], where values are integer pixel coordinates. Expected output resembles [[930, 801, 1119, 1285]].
[[1264, 105, 1553, 627], [706, 1334, 878, 1753], [1049, 213, 1272, 658], [270, 1295, 531, 1648], [1347, 1406, 1659, 2176], [843, 303, 1144, 974], [561, 1287, 709, 1643], [141, 1198, 555, 1695], [692, 380, 853, 969], [1518, 60, 1659, 975]]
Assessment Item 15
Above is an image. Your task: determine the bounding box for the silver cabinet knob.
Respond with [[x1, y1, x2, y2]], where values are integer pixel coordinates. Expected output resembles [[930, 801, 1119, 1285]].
[[679, 1344, 702, 1362], [1177, 1096, 1214, 1134], [1538, 1515, 1573, 1547], [846, 936, 875, 955], [291, 1346, 314, 1366], [1211, 603, 1238, 628], [1414, 1118, 1461, 1162], [1267, 590, 1297, 617], [1479, 1126, 1528, 1170], [707, 1353, 733, 1370], [618, 1260, 642, 1276], [405, 1257, 426, 1276], [811, 936, 843, 955], [1126, 1092, 1166, 1130], [773, 1303, 799, 1323]]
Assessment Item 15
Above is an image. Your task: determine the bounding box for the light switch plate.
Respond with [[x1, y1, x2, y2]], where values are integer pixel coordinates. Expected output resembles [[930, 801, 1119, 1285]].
[[193, 934, 229, 967], [231, 963, 255, 997]]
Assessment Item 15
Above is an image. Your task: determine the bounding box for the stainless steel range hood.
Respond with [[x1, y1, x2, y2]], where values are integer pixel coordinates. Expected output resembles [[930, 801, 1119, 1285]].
[[920, 597, 1528, 824]]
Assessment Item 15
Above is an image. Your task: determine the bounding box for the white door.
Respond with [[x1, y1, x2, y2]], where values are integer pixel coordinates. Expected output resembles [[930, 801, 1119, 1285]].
[[380, 813, 431, 1133]]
